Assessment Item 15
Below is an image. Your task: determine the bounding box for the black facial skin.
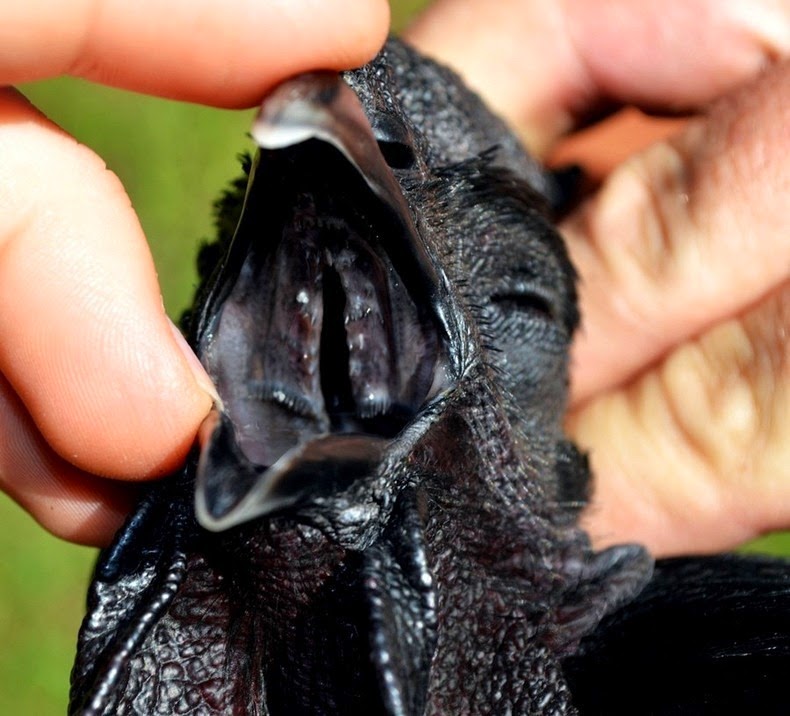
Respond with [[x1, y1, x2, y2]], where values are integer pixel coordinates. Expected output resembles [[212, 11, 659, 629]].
[[69, 40, 790, 716]]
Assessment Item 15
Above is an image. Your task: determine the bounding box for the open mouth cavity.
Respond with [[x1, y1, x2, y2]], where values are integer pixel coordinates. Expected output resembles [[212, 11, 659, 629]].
[[194, 75, 452, 531], [212, 140, 445, 465]]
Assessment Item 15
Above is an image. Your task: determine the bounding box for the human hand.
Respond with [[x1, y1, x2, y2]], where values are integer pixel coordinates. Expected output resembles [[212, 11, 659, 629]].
[[0, 0, 389, 547], [406, 0, 790, 556]]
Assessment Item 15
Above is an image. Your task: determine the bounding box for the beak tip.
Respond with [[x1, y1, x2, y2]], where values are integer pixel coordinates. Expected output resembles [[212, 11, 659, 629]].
[[250, 119, 315, 151], [252, 72, 347, 151]]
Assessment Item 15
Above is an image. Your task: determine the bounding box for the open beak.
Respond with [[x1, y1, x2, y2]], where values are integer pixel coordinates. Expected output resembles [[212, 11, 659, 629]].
[[194, 73, 454, 532]]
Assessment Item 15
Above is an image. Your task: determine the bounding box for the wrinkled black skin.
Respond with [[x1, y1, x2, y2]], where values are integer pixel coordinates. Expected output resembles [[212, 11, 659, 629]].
[[70, 40, 790, 715]]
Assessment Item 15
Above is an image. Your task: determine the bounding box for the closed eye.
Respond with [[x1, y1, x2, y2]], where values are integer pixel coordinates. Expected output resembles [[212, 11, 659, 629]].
[[490, 291, 556, 322]]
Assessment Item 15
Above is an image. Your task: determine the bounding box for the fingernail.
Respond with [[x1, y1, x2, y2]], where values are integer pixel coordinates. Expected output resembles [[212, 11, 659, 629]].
[[167, 317, 222, 405]]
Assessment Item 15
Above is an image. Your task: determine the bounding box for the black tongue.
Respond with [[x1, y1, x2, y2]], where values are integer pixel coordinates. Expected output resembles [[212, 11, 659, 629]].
[[195, 410, 388, 532]]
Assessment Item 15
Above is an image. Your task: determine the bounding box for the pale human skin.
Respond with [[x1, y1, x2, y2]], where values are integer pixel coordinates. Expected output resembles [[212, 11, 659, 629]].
[[0, 0, 787, 556]]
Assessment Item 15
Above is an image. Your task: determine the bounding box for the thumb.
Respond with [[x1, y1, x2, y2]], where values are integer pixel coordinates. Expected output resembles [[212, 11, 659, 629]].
[[0, 88, 215, 481]]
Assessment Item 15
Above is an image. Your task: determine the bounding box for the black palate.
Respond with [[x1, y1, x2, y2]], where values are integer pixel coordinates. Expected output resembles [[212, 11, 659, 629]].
[[210, 138, 440, 475]]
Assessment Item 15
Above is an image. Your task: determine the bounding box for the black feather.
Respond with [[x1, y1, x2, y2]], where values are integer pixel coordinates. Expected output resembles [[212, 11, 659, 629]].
[[564, 555, 790, 714]]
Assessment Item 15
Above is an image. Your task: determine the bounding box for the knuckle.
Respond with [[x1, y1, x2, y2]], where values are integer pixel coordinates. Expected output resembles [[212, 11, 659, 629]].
[[659, 281, 790, 480], [572, 134, 701, 331]]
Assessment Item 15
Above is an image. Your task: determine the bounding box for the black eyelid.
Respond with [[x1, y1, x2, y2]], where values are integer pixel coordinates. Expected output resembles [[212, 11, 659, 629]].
[[490, 282, 558, 323]]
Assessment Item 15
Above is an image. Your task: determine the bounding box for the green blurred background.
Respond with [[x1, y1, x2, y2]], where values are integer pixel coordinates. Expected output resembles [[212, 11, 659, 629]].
[[0, 2, 786, 713]]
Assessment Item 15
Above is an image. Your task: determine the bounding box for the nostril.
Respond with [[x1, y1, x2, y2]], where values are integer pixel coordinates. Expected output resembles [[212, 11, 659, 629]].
[[377, 140, 416, 170]]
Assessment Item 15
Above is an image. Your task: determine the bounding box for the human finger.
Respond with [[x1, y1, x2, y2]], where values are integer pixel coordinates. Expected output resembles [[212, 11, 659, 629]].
[[569, 280, 790, 556], [405, 0, 789, 152], [547, 109, 687, 186], [0, 374, 137, 547], [564, 59, 790, 404], [0, 0, 390, 107], [0, 88, 215, 481]]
